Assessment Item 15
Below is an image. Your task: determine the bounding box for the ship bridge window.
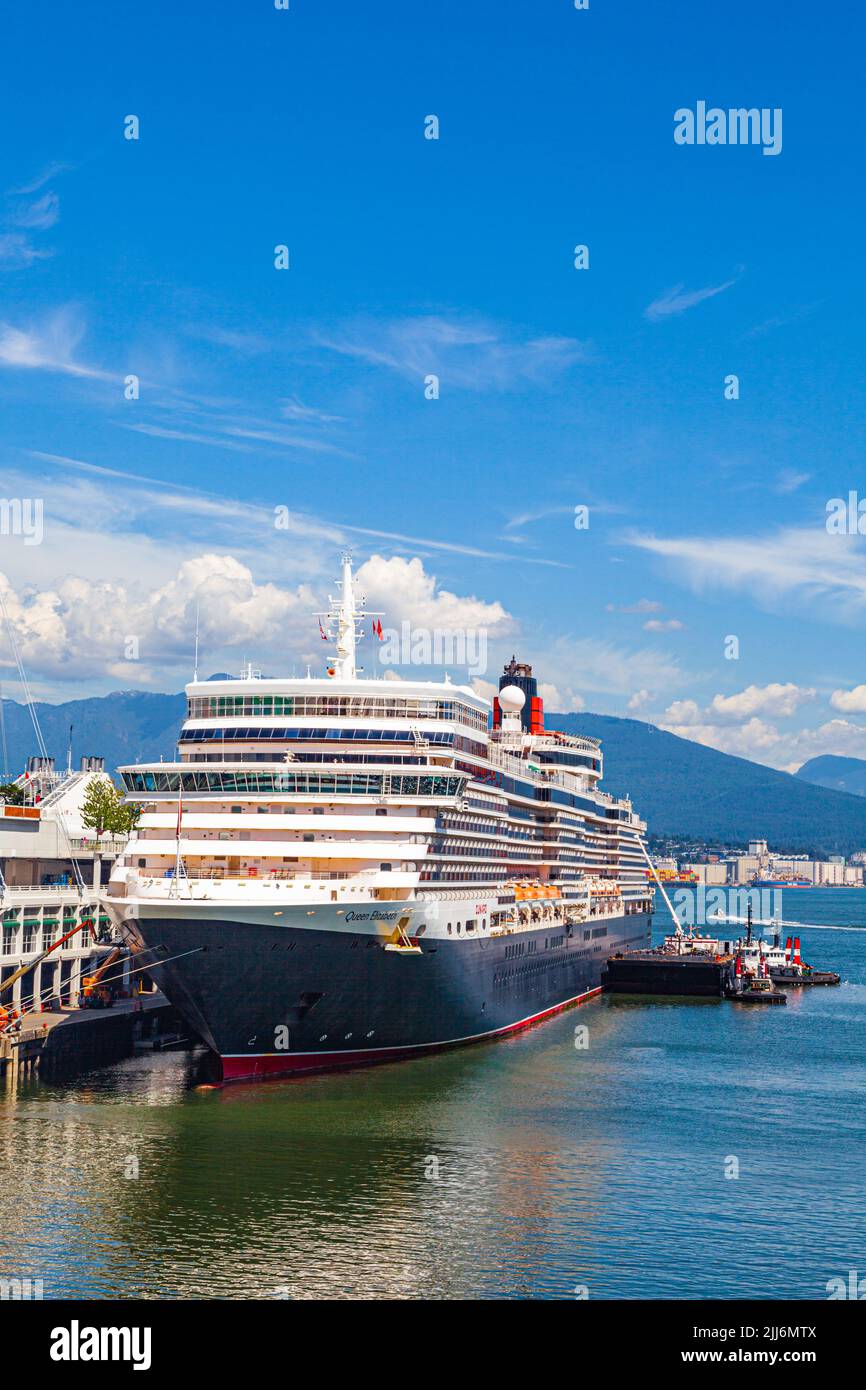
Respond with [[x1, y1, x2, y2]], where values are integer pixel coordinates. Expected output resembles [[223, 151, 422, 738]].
[[380, 862, 392, 871], [119, 768, 466, 798]]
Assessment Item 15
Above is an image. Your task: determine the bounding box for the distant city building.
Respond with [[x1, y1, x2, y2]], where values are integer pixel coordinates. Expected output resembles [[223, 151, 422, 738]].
[[684, 863, 727, 886], [657, 839, 864, 889]]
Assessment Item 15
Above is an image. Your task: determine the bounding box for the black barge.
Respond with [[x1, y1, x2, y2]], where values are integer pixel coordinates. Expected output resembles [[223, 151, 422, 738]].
[[602, 950, 731, 998]]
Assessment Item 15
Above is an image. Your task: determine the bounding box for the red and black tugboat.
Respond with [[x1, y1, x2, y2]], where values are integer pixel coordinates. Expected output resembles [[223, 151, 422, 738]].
[[726, 905, 786, 1005]]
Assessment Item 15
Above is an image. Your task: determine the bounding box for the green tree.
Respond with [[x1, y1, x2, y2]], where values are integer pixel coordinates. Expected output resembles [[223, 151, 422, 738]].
[[0, 781, 25, 806], [113, 800, 141, 835], [80, 776, 139, 837]]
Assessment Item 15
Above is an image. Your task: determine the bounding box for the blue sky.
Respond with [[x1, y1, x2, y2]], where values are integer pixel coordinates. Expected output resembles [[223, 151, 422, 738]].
[[1, 0, 866, 772]]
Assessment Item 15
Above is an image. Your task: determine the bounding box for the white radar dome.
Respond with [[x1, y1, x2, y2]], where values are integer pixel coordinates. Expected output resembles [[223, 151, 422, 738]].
[[498, 685, 526, 711]]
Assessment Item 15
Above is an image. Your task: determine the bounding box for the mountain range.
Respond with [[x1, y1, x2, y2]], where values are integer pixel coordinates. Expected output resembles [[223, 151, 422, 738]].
[[795, 755, 866, 799], [3, 689, 866, 856]]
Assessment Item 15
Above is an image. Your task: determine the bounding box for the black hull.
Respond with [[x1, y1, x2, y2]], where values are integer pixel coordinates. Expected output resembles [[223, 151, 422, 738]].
[[131, 911, 652, 1080]]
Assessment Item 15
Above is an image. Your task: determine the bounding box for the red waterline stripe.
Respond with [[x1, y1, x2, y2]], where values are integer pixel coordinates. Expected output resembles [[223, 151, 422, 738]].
[[220, 985, 602, 1081]]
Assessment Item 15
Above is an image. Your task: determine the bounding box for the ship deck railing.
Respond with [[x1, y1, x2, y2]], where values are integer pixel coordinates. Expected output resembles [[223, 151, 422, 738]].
[[68, 837, 129, 853], [1, 883, 91, 894]]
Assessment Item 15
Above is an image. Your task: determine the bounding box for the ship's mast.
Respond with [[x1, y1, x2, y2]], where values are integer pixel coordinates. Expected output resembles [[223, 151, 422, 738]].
[[334, 553, 359, 680], [316, 554, 382, 682]]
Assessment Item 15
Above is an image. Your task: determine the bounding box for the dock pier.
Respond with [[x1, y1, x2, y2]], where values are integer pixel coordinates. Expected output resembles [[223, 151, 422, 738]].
[[0, 994, 189, 1082]]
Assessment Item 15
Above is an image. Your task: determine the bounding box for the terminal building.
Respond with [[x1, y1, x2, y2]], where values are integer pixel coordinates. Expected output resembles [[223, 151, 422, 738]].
[[0, 758, 130, 1013]]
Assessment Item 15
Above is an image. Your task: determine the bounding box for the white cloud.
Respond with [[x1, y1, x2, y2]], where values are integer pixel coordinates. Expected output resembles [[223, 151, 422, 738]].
[[829, 685, 866, 714], [775, 469, 811, 494], [606, 598, 662, 614], [663, 698, 702, 726], [707, 683, 816, 722], [630, 527, 866, 619], [644, 275, 739, 321], [661, 714, 866, 771], [12, 163, 72, 195], [0, 556, 309, 683], [0, 233, 51, 267], [0, 308, 113, 379], [182, 323, 267, 354], [318, 314, 590, 390], [659, 685, 818, 761], [542, 635, 688, 698], [470, 677, 496, 704], [658, 680, 866, 770], [0, 476, 517, 698], [9, 191, 60, 230], [356, 555, 512, 634], [643, 618, 683, 632], [537, 681, 584, 713], [280, 397, 342, 424], [662, 717, 784, 760]]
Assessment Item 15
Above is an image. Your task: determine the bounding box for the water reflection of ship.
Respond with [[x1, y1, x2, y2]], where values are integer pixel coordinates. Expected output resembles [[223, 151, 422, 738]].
[[1, 1044, 610, 1299]]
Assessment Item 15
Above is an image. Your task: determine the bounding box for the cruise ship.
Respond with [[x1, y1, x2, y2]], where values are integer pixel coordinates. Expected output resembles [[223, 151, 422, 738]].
[[107, 557, 653, 1081]]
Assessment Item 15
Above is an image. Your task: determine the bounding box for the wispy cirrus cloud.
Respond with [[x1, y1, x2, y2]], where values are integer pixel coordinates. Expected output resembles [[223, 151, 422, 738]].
[[11, 162, 73, 196], [775, 468, 811, 493], [9, 191, 60, 230], [280, 396, 343, 424], [119, 414, 355, 459], [317, 314, 590, 390], [181, 322, 268, 355], [644, 274, 739, 321], [744, 301, 821, 339], [0, 165, 68, 267], [23, 453, 567, 574], [0, 307, 115, 379], [0, 233, 52, 268], [605, 598, 661, 614], [118, 422, 255, 452], [629, 527, 866, 617]]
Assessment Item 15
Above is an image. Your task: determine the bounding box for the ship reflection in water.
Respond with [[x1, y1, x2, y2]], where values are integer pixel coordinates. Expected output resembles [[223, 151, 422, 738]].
[[0, 888, 864, 1301]]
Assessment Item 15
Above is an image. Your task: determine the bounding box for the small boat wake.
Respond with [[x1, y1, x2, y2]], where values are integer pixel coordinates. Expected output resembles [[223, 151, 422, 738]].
[[707, 912, 866, 934]]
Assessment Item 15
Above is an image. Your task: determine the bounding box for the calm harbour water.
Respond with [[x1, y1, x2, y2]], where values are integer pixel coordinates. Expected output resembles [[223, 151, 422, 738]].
[[1, 887, 864, 1300]]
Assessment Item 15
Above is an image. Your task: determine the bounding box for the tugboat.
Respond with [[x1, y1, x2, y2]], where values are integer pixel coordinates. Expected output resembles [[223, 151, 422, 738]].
[[731, 964, 787, 1005], [726, 906, 786, 1005], [707, 911, 841, 987], [760, 927, 840, 987]]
